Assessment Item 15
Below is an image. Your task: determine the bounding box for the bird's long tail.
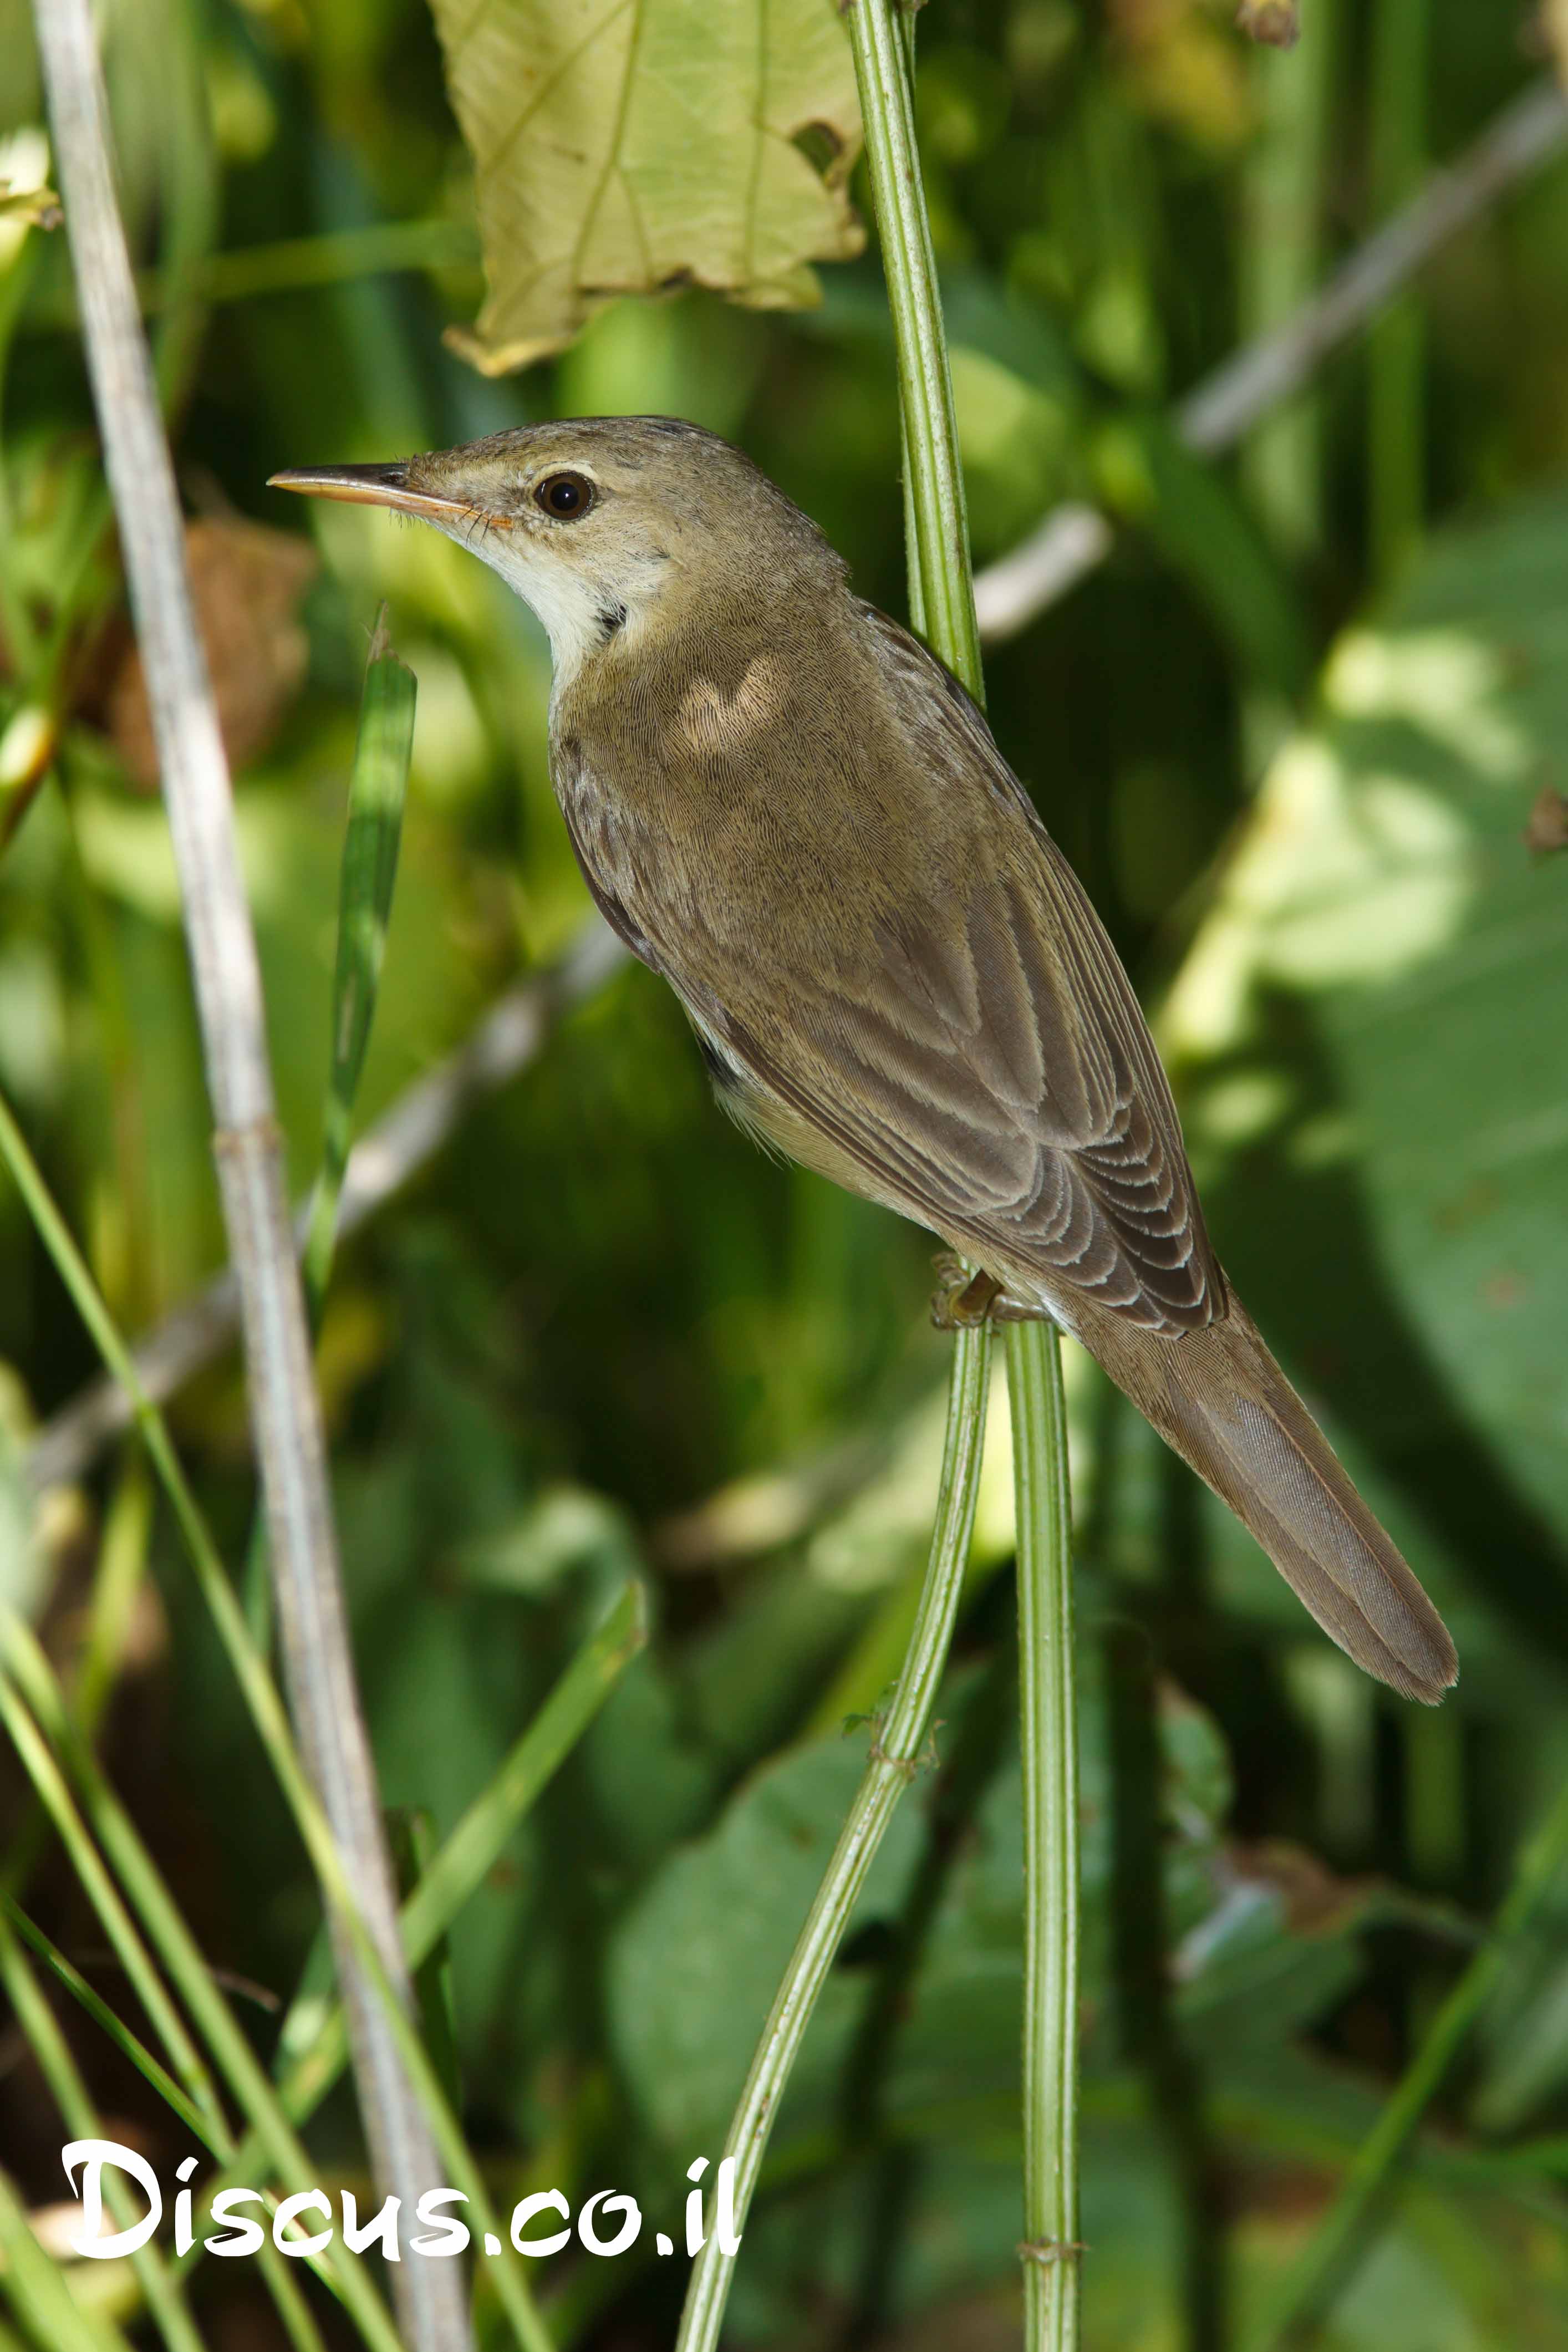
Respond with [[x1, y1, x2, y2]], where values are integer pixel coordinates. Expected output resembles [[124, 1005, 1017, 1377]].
[[1072, 1281, 1457, 1703]]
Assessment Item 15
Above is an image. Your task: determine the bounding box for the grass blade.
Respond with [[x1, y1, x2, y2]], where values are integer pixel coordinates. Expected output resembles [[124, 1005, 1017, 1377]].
[[1244, 1768, 1568, 2348], [389, 1810, 462, 2123], [303, 607, 414, 1315], [675, 1323, 992, 2352], [2, 1898, 210, 2144], [245, 607, 414, 1638], [0, 1912, 206, 2352], [0, 1666, 226, 2141], [0, 1624, 405, 2352], [0, 1087, 551, 2346], [0, 2167, 133, 2352], [185, 1582, 646, 2246]]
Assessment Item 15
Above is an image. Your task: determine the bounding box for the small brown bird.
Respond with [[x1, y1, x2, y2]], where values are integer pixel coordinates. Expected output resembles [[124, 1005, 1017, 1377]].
[[272, 419, 1457, 1703]]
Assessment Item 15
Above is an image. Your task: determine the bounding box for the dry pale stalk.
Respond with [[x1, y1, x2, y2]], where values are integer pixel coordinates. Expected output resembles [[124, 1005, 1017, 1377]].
[[30, 6, 469, 2344]]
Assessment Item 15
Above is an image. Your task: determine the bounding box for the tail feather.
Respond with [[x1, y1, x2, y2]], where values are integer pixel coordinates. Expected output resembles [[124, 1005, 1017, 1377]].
[[1072, 1282, 1457, 1703]]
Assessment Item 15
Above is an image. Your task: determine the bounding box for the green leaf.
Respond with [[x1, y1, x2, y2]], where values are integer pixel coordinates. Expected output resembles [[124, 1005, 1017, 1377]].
[[246, 615, 414, 1638], [426, 0, 865, 373], [1163, 483, 1568, 1667], [302, 610, 415, 1314], [880, 1650, 1236, 2125], [608, 1732, 925, 2150]]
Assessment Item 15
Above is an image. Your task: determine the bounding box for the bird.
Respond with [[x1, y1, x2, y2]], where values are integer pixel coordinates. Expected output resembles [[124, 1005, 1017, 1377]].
[[271, 416, 1457, 1704]]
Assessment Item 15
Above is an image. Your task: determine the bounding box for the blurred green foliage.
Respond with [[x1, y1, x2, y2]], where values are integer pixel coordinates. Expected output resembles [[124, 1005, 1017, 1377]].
[[2, 1, 1568, 2348]]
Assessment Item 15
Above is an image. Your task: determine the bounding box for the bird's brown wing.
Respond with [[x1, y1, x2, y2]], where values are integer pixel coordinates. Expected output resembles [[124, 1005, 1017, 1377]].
[[694, 609, 1223, 1336]]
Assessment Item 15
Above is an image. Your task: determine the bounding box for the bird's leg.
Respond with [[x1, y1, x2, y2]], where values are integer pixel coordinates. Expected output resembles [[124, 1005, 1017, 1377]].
[[929, 1254, 1053, 1329]]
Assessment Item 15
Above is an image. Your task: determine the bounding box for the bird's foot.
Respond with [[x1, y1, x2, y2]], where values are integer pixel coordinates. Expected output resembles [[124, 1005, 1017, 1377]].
[[929, 1254, 1052, 1330]]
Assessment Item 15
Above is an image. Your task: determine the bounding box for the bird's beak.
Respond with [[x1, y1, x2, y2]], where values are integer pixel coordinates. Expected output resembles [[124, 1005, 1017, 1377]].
[[267, 462, 475, 525]]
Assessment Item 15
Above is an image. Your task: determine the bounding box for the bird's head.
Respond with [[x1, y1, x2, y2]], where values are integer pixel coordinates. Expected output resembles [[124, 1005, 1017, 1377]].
[[270, 415, 839, 682]]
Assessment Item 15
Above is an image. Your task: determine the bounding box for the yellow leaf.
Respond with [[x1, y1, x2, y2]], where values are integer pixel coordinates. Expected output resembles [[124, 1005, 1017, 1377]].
[[428, 0, 864, 374], [1545, 0, 1568, 91]]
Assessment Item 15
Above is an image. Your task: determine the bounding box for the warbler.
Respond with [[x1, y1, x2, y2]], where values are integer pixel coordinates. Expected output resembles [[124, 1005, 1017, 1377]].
[[272, 418, 1456, 1703]]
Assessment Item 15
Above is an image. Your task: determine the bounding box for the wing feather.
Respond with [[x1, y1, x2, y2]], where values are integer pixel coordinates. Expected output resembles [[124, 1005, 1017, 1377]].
[[715, 610, 1220, 1332], [555, 602, 1221, 1336]]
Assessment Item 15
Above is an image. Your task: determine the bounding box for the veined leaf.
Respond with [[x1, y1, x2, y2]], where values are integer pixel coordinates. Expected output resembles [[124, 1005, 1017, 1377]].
[[1161, 485, 1568, 1667], [427, 0, 864, 373]]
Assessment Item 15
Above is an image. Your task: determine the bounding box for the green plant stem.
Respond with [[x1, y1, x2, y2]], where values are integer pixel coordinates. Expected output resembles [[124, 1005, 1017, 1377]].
[[2, 1546, 634, 2335], [188, 1583, 646, 2257], [0, 2165, 133, 2352], [2, 1928, 329, 2352], [23, 220, 480, 332], [849, 8, 1082, 2347], [4, 1895, 211, 2140], [3, 1617, 553, 2352], [30, 17, 457, 2343], [0, 1913, 207, 2352], [0, 1629, 403, 2351], [674, 1318, 992, 2352], [683, 12, 1076, 2351], [0, 1086, 550, 2352], [1367, 0, 1428, 581], [0, 1666, 227, 2141], [847, 0, 980, 694], [1008, 1323, 1080, 2350], [0, 237, 45, 676], [1245, 1769, 1568, 2349], [243, 615, 414, 1643], [1240, 0, 1340, 558]]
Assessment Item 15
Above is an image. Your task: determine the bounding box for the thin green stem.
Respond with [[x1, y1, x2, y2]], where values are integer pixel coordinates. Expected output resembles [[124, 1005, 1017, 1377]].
[[4, 1895, 211, 2140], [243, 618, 414, 1642], [1244, 1769, 1568, 2349], [846, 0, 981, 694], [1367, 0, 1428, 581], [0, 1629, 404, 2350], [0, 2166, 133, 2352], [172, 1582, 642, 2277], [0, 1664, 227, 2141], [1008, 1323, 1079, 2352], [678, 12, 1076, 2351], [4, 1608, 553, 2352], [674, 1320, 992, 2352], [0, 1088, 550, 2350], [851, 6, 1082, 2343], [24, 220, 479, 331], [0, 238, 45, 677], [1240, 0, 1340, 558], [0, 1913, 207, 2352]]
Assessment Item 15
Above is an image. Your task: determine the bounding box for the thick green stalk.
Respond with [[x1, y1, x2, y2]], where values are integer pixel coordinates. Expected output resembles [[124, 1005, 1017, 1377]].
[[848, 0, 981, 693], [679, 11, 1075, 2352], [1367, 0, 1429, 580], [849, 7, 1081, 2346], [1245, 1770, 1568, 2348], [1240, 0, 1340, 557], [674, 1319, 992, 2352], [1008, 1323, 1080, 2351]]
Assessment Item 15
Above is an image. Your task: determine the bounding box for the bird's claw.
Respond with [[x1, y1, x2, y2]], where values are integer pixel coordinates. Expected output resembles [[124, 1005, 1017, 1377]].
[[929, 1254, 1050, 1330]]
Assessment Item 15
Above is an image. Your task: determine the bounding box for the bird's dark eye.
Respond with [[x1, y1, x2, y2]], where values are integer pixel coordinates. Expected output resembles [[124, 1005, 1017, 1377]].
[[534, 471, 595, 520]]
